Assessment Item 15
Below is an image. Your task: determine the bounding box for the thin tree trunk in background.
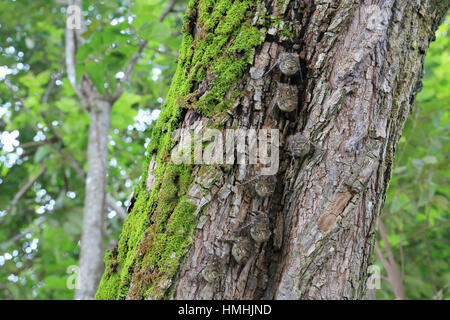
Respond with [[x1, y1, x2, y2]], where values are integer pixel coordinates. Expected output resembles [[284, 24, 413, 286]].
[[76, 97, 111, 299], [96, 0, 448, 300], [65, 0, 141, 297], [65, 0, 111, 299]]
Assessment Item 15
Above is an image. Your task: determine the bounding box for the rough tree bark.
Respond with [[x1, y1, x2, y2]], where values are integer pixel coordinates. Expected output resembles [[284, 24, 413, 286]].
[[96, 0, 448, 300]]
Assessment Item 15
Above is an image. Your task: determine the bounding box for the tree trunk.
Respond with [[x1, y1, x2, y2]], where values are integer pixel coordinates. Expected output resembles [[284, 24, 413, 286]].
[[66, 0, 138, 299], [75, 95, 111, 299], [96, 0, 448, 300]]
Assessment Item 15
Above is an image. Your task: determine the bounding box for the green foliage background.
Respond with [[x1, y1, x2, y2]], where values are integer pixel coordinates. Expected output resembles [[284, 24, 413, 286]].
[[0, 1, 447, 299]]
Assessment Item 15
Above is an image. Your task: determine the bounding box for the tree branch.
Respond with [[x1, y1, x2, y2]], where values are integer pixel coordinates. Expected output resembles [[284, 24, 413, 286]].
[[3, 216, 47, 245], [11, 165, 47, 207], [20, 140, 56, 149], [42, 74, 56, 104], [112, 39, 148, 103], [376, 217, 406, 300], [147, 46, 179, 58], [158, 0, 180, 22], [106, 193, 127, 221], [378, 218, 397, 268], [124, 39, 148, 84]]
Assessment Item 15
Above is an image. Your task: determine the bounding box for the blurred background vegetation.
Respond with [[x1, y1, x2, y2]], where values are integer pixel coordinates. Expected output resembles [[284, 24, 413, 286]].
[[0, 0, 448, 299]]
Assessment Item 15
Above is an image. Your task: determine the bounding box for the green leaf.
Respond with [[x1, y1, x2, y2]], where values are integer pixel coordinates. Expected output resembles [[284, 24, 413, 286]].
[[86, 62, 106, 95], [111, 92, 141, 129], [55, 97, 78, 112], [34, 145, 53, 163]]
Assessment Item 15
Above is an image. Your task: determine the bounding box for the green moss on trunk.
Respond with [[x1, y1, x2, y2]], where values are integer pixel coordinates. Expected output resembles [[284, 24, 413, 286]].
[[96, 0, 266, 300]]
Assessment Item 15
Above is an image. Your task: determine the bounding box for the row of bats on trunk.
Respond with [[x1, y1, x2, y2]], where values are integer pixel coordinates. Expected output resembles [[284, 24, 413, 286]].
[[200, 52, 319, 284]]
